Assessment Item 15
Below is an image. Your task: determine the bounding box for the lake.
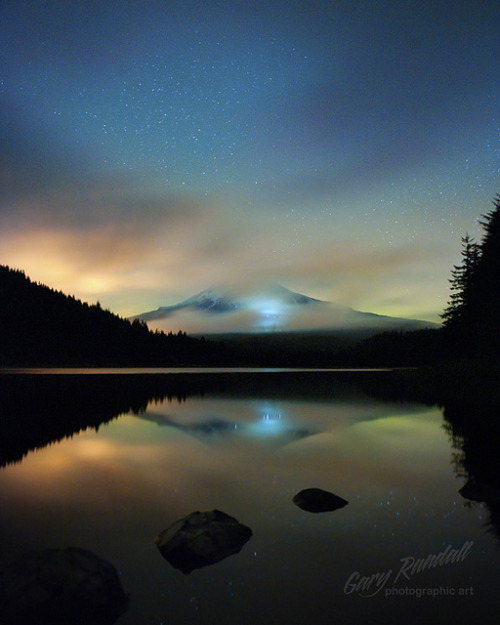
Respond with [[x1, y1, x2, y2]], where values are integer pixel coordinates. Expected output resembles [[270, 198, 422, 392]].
[[0, 369, 499, 624]]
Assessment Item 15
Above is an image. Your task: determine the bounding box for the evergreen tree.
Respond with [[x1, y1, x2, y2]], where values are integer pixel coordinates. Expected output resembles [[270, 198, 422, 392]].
[[442, 195, 500, 359], [472, 194, 500, 356], [0, 265, 225, 366], [441, 233, 480, 330]]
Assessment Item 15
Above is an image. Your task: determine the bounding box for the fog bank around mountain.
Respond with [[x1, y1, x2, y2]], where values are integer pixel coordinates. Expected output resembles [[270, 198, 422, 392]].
[[133, 284, 437, 335]]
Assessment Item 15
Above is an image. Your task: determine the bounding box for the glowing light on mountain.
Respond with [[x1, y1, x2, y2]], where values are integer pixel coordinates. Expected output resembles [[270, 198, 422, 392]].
[[131, 283, 438, 334], [249, 296, 289, 330]]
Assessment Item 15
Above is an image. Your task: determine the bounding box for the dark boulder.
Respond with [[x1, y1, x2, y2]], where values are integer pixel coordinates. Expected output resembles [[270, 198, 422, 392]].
[[459, 479, 500, 503], [293, 488, 348, 513], [155, 509, 252, 574], [0, 547, 129, 625]]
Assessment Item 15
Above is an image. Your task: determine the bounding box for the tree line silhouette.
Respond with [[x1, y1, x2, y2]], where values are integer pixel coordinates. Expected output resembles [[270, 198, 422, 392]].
[[0, 370, 391, 467], [0, 263, 435, 367], [0, 266, 224, 366], [340, 194, 500, 366], [441, 194, 500, 360], [1, 195, 498, 367]]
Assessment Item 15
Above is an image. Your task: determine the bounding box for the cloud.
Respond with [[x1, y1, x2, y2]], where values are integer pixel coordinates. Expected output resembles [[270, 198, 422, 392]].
[[0, 184, 206, 303], [0, 183, 270, 311], [0, 176, 448, 322]]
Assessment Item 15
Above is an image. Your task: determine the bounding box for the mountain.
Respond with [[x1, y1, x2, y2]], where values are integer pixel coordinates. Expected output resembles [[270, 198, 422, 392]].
[[0, 266, 440, 367], [136, 284, 321, 320], [132, 284, 437, 335]]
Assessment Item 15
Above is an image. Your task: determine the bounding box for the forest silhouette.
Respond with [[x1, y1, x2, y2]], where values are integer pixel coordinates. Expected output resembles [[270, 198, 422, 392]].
[[0, 263, 435, 367], [1, 194, 499, 367], [2, 369, 500, 542], [441, 194, 500, 360], [2, 197, 500, 540], [351, 193, 500, 367], [0, 265, 222, 366], [0, 370, 387, 467]]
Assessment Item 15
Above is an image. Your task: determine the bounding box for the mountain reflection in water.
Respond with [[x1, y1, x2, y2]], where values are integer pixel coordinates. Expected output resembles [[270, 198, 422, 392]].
[[0, 369, 499, 625]]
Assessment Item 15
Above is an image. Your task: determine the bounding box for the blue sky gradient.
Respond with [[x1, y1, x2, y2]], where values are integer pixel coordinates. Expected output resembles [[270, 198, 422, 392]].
[[1, 1, 498, 324]]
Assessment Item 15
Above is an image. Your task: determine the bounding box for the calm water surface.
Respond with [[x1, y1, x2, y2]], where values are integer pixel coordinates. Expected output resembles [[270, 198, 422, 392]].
[[0, 370, 498, 624]]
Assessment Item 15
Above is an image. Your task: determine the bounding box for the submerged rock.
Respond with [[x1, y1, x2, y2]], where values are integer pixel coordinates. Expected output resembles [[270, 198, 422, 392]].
[[0, 547, 129, 625], [459, 479, 500, 503], [293, 488, 348, 513], [155, 509, 253, 574]]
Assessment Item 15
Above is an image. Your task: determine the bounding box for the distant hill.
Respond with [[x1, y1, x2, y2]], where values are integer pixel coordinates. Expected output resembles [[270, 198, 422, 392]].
[[0, 265, 216, 366], [0, 266, 441, 367], [132, 283, 438, 335]]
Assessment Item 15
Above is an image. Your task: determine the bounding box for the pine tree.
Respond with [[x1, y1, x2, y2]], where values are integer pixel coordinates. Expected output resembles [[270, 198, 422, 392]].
[[442, 194, 500, 359], [472, 194, 500, 356], [441, 233, 480, 330]]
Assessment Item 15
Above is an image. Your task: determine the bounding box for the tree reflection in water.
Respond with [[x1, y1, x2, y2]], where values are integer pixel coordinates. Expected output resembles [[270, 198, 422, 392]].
[[1, 368, 499, 625], [443, 400, 500, 545]]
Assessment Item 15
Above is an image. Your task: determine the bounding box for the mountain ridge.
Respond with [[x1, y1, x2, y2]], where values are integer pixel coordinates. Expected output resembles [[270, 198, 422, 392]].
[[132, 283, 437, 335], [136, 284, 326, 319], [0, 265, 441, 367]]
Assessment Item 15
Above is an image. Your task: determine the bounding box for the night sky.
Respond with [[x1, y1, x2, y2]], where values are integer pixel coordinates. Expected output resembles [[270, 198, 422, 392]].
[[1, 1, 498, 324]]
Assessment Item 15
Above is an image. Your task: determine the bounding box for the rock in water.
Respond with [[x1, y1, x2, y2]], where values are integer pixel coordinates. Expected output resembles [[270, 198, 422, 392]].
[[0, 547, 129, 625], [155, 509, 253, 574], [459, 479, 500, 502], [293, 488, 348, 513]]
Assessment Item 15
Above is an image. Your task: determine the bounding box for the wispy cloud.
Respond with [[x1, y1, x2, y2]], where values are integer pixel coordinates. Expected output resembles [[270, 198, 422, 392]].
[[0, 181, 448, 321]]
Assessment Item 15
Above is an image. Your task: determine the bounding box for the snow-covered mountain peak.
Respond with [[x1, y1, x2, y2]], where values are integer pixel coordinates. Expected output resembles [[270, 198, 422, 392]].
[[132, 283, 435, 335]]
